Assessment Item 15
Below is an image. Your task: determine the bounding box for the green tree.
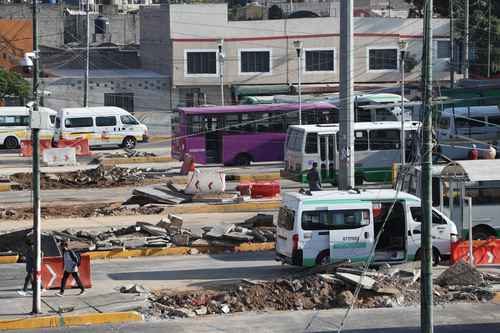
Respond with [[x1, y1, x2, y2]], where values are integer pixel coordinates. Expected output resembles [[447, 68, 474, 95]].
[[0, 68, 30, 103]]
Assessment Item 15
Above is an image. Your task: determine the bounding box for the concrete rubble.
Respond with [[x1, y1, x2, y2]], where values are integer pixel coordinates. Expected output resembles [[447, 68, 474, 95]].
[[145, 263, 499, 320], [0, 213, 276, 256], [96, 148, 157, 160]]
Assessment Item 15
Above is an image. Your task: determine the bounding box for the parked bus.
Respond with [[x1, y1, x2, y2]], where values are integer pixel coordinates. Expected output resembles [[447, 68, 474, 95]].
[[0, 106, 57, 149], [171, 102, 338, 165], [284, 121, 421, 184], [275, 189, 458, 267]]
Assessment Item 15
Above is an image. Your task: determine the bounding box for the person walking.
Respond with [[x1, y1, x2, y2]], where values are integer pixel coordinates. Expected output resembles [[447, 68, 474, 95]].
[[469, 144, 479, 160], [307, 162, 322, 191], [17, 239, 34, 296], [56, 241, 85, 297]]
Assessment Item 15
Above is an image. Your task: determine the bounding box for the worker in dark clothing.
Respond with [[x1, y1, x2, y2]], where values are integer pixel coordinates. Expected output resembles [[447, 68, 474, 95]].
[[17, 239, 35, 296], [307, 162, 322, 191]]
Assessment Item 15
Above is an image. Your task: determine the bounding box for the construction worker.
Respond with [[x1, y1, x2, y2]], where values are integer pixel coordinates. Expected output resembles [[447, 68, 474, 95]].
[[17, 239, 34, 296], [307, 162, 321, 191], [56, 241, 85, 297]]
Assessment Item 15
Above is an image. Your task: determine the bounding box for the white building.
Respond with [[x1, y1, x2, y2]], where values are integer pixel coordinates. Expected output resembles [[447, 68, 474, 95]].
[[140, 3, 452, 106]]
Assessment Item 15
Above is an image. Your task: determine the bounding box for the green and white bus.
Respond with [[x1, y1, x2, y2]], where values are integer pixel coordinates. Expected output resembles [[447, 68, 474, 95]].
[[276, 189, 458, 267], [284, 121, 421, 184]]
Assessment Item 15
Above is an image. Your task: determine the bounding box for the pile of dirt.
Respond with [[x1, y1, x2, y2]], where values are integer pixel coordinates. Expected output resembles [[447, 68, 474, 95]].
[[146, 265, 498, 319]]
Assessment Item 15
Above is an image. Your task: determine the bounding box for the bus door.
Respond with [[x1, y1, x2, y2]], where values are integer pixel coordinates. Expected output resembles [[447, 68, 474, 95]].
[[205, 115, 223, 164], [318, 134, 337, 182]]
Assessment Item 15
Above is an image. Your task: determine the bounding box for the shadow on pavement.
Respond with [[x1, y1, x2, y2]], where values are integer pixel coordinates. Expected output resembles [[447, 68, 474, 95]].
[[326, 323, 500, 333]]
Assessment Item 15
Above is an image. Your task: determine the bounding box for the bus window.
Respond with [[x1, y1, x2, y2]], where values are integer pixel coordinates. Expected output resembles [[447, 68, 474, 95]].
[[285, 111, 299, 127], [369, 129, 400, 150], [303, 110, 317, 125], [65, 117, 93, 128], [354, 130, 368, 151], [241, 113, 256, 132], [225, 113, 240, 133], [318, 109, 337, 124], [305, 133, 318, 154], [456, 117, 485, 128], [375, 108, 397, 121], [278, 207, 295, 230], [188, 115, 203, 134], [269, 112, 285, 132], [438, 117, 450, 129], [320, 136, 326, 161]]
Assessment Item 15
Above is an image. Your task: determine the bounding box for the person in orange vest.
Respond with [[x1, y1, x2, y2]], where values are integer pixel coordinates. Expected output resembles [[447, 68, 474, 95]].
[[469, 144, 479, 160]]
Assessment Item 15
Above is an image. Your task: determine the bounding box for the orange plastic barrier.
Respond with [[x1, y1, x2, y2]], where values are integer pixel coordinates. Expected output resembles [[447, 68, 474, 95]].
[[451, 238, 500, 265], [56, 139, 91, 156], [20, 139, 53, 157], [41, 254, 92, 290], [238, 181, 281, 199]]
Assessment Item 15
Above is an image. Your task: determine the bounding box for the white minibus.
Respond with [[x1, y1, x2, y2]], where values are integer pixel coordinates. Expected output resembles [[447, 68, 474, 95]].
[[0, 106, 56, 149], [54, 107, 148, 149], [276, 189, 458, 267]]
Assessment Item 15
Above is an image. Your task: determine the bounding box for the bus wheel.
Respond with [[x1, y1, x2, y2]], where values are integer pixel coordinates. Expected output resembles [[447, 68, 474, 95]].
[[315, 250, 330, 266], [121, 136, 136, 149], [472, 225, 495, 240], [416, 248, 441, 266], [4, 136, 19, 149], [234, 153, 252, 166], [355, 174, 364, 186]]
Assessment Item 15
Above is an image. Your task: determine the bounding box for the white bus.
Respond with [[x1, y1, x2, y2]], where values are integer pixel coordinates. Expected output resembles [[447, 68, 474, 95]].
[[0, 106, 57, 149], [54, 107, 148, 149], [275, 189, 458, 267], [284, 121, 421, 185]]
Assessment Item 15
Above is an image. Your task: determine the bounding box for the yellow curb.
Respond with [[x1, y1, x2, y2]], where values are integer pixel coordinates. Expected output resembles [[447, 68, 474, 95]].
[[233, 173, 281, 182], [0, 255, 19, 264], [164, 200, 280, 214], [100, 156, 174, 166], [61, 311, 143, 327], [494, 292, 500, 304], [0, 183, 12, 192], [0, 311, 142, 330], [86, 242, 275, 260]]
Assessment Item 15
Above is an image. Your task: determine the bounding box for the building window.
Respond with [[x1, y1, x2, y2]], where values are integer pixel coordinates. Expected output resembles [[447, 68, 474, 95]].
[[368, 48, 398, 71], [305, 49, 335, 72], [186, 51, 217, 75], [437, 40, 451, 59], [240, 50, 271, 73], [104, 93, 134, 113]]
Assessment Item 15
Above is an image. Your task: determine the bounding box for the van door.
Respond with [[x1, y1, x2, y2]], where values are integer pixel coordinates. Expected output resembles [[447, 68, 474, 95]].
[[118, 114, 142, 144], [95, 115, 120, 146], [64, 116, 95, 145]]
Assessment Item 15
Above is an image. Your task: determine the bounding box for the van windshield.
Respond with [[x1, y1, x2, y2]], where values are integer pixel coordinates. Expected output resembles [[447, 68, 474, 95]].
[[278, 207, 295, 231]]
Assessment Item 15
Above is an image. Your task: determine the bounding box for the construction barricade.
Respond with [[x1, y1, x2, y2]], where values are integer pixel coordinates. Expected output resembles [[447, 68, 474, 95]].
[[56, 139, 91, 157], [20, 139, 53, 157], [237, 181, 281, 199], [41, 254, 92, 290], [451, 237, 500, 265], [42, 147, 77, 166]]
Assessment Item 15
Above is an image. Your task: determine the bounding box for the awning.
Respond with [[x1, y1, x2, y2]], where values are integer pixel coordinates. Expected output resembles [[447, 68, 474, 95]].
[[440, 160, 500, 182], [232, 85, 290, 98]]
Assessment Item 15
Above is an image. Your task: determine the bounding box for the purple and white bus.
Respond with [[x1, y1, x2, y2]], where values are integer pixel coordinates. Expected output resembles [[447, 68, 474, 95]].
[[171, 102, 338, 165]]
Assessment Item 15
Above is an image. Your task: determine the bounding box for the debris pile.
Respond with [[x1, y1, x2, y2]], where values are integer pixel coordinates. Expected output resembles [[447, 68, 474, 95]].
[[146, 263, 498, 319], [10, 166, 168, 190], [97, 148, 157, 159]]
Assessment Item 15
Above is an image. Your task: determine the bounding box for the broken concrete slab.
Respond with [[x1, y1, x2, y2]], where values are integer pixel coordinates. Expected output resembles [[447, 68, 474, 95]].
[[205, 224, 235, 239], [223, 232, 254, 242], [436, 261, 484, 287], [335, 272, 377, 290], [120, 284, 148, 294]]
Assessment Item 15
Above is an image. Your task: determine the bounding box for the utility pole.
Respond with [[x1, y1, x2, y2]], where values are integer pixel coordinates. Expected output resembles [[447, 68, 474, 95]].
[[399, 40, 407, 166], [217, 39, 225, 106], [421, 0, 434, 331], [464, 0, 469, 79], [31, 0, 42, 315], [488, 0, 492, 78], [83, 0, 90, 107], [450, 0, 455, 88], [293, 40, 303, 125], [339, 0, 354, 190]]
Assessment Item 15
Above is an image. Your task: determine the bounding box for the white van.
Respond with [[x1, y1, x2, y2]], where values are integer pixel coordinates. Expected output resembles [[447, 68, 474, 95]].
[[437, 105, 500, 142], [54, 107, 148, 149], [276, 189, 458, 267], [0, 106, 57, 149]]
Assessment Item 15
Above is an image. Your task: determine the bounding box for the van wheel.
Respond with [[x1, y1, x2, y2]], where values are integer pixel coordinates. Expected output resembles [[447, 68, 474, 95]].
[[415, 248, 441, 266], [234, 153, 252, 166], [355, 174, 364, 186], [315, 250, 330, 266], [121, 136, 136, 149], [4, 136, 19, 149]]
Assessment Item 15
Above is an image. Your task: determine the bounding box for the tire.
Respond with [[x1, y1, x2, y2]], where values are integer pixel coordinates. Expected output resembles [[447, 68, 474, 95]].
[[355, 174, 364, 186], [415, 248, 441, 266], [121, 136, 136, 149], [4, 136, 19, 149], [315, 250, 330, 266], [234, 153, 252, 166], [472, 226, 495, 240]]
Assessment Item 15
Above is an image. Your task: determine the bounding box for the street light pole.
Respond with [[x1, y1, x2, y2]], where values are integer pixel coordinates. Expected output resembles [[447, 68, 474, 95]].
[[217, 39, 225, 106], [464, 0, 469, 79], [399, 40, 408, 166], [488, 0, 492, 78], [31, 0, 42, 314], [293, 40, 303, 125]]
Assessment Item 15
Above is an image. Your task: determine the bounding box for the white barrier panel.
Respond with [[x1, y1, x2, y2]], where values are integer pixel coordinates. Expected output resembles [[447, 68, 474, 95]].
[[42, 147, 77, 166], [184, 169, 225, 194]]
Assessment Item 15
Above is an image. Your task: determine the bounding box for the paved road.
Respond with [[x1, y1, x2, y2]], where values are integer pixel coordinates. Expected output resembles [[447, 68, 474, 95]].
[[6, 303, 500, 333]]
